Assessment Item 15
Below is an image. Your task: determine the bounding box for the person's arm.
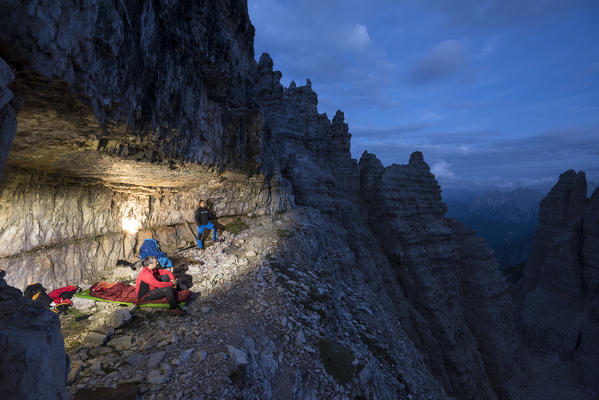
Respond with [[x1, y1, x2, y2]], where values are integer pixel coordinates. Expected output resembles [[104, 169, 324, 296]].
[[158, 269, 175, 281], [141, 269, 172, 288]]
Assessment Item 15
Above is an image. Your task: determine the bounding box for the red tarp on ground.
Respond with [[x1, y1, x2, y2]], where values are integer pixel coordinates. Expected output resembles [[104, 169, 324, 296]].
[[90, 281, 190, 305]]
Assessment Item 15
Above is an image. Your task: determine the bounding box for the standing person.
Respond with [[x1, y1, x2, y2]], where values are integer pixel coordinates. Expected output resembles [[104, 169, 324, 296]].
[[135, 256, 186, 315], [194, 200, 217, 249]]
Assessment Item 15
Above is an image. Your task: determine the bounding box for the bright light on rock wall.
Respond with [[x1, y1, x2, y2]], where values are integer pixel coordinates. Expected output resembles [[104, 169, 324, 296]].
[[121, 202, 142, 234]]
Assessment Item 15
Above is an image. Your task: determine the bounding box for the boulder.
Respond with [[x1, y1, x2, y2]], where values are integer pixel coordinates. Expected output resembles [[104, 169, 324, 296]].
[[107, 309, 132, 329], [146, 351, 166, 369], [71, 296, 96, 311], [226, 345, 248, 366], [84, 331, 110, 348], [67, 360, 83, 384], [107, 335, 133, 351], [0, 274, 69, 399], [147, 369, 169, 385]]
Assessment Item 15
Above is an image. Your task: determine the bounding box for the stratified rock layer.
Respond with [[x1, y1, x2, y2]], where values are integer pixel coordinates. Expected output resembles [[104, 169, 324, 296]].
[[359, 151, 518, 399], [0, 0, 260, 178], [519, 170, 599, 397]]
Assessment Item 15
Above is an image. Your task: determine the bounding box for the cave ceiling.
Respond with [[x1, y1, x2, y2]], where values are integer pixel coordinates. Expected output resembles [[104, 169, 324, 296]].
[[5, 71, 245, 190]]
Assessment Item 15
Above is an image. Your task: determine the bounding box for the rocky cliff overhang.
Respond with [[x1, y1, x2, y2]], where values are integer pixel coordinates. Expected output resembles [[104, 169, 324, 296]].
[[0, 0, 292, 290], [0, 0, 263, 182]]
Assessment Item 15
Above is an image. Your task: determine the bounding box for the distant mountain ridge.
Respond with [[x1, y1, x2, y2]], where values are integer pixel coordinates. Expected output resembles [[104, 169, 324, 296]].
[[468, 187, 543, 224], [445, 187, 544, 268]]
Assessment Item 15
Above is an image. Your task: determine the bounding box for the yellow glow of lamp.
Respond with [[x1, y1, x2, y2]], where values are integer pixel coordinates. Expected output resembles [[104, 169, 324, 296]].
[[122, 216, 140, 234]]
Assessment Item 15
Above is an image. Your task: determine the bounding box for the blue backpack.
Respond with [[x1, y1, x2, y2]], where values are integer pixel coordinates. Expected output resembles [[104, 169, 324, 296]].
[[139, 239, 173, 269]]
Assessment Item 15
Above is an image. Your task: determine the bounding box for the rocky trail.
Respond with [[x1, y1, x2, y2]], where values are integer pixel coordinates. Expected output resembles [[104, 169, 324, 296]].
[[63, 210, 442, 400]]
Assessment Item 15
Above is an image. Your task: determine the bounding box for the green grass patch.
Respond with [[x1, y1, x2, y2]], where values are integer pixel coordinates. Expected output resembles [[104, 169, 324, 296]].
[[60, 310, 92, 352], [318, 338, 355, 384], [224, 218, 249, 234]]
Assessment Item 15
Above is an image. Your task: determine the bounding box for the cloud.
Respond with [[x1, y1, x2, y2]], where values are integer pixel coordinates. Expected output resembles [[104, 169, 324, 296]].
[[351, 124, 599, 191], [249, 0, 397, 112], [346, 24, 371, 51], [407, 40, 468, 84], [431, 160, 456, 179]]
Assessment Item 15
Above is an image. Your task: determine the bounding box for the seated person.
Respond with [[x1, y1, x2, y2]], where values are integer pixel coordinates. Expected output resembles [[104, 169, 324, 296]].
[[135, 256, 186, 315], [194, 199, 218, 249]]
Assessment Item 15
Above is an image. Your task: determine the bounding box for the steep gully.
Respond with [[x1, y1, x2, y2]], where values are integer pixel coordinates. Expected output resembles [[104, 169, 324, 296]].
[[0, 1, 597, 399]]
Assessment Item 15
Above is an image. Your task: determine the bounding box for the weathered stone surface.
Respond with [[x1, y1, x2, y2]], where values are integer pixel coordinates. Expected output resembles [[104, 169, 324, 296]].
[[72, 296, 96, 310], [359, 151, 518, 399], [107, 335, 133, 351], [107, 309, 132, 329], [68, 360, 84, 384], [146, 369, 169, 385], [254, 53, 359, 213], [146, 351, 166, 370], [0, 0, 260, 177], [0, 274, 69, 399], [84, 331, 110, 348], [0, 168, 291, 290], [519, 170, 599, 397], [226, 344, 249, 366], [0, 57, 16, 180]]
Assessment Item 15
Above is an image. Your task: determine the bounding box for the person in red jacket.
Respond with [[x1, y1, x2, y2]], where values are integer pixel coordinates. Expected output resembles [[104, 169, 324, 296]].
[[135, 256, 186, 315]]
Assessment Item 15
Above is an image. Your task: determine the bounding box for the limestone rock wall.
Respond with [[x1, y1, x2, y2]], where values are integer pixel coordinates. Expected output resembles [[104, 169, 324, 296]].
[[519, 170, 599, 397], [0, 167, 290, 290], [254, 53, 359, 213], [0, 0, 260, 177], [358, 151, 518, 399], [0, 58, 16, 179]]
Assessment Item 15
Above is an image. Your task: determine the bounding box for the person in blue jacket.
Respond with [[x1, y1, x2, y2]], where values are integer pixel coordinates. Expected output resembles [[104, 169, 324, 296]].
[[194, 200, 217, 249]]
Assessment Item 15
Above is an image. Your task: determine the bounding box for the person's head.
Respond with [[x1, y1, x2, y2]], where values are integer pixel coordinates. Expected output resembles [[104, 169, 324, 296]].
[[199, 200, 206, 208], [142, 256, 158, 269]]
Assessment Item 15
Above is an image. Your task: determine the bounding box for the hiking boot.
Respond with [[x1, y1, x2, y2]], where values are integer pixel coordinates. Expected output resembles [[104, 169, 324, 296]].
[[172, 308, 187, 316]]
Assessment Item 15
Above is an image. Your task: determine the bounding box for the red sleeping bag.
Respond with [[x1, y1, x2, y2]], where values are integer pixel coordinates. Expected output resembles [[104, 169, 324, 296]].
[[90, 282, 190, 305], [48, 285, 78, 305]]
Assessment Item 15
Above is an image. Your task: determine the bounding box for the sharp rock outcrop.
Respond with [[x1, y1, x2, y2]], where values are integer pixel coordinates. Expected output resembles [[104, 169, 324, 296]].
[[359, 151, 518, 399], [519, 170, 599, 398]]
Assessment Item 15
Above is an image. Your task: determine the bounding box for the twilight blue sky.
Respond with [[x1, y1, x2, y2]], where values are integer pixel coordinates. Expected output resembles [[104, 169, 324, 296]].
[[248, 0, 599, 192]]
